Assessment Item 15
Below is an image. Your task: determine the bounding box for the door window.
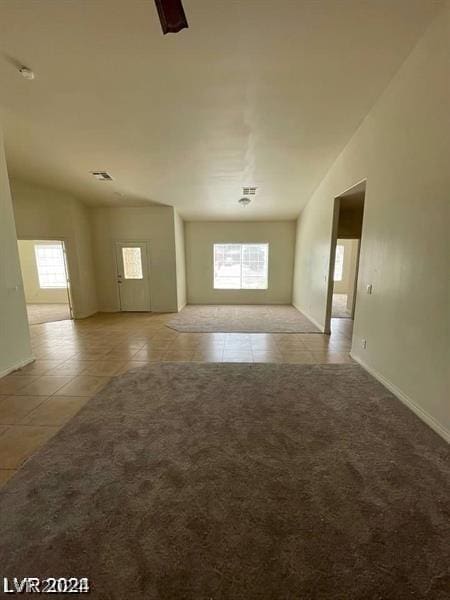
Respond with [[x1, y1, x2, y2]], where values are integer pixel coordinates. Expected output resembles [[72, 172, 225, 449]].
[[122, 247, 143, 279]]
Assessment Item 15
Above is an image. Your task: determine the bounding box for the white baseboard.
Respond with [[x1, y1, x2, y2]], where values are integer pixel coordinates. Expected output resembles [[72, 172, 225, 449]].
[[350, 353, 450, 444], [97, 308, 177, 314], [0, 355, 35, 379], [292, 303, 325, 333], [73, 310, 98, 320], [152, 306, 178, 313]]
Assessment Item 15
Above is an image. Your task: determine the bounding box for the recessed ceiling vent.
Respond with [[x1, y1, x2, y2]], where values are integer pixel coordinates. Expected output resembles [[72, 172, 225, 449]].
[[91, 171, 113, 181], [242, 186, 257, 196]]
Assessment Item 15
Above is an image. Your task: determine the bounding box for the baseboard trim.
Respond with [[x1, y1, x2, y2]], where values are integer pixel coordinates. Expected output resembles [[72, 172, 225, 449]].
[[350, 353, 450, 444], [0, 355, 35, 379], [73, 310, 98, 320], [292, 303, 325, 333]]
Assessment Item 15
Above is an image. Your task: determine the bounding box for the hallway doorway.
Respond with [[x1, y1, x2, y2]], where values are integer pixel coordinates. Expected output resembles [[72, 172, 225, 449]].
[[17, 240, 73, 325], [325, 181, 365, 333], [331, 238, 360, 318]]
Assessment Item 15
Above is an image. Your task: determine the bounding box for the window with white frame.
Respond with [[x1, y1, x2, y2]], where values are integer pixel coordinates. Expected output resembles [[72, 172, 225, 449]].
[[213, 243, 269, 290], [34, 243, 68, 289], [334, 244, 345, 281]]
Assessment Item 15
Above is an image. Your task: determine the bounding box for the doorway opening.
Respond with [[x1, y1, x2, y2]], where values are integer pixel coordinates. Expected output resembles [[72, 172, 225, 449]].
[[325, 181, 366, 335], [17, 239, 73, 325], [115, 241, 151, 312], [332, 238, 360, 318]]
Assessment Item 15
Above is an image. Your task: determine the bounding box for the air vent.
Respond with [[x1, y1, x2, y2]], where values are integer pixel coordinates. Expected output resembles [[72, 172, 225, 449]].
[[91, 171, 113, 181], [242, 186, 257, 196]]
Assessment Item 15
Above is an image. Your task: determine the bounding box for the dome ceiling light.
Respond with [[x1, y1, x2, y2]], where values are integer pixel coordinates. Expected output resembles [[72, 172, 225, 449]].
[[19, 66, 34, 80]]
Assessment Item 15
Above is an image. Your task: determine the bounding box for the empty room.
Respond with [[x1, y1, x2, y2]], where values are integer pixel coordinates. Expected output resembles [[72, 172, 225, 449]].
[[0, 1, 448, 598]]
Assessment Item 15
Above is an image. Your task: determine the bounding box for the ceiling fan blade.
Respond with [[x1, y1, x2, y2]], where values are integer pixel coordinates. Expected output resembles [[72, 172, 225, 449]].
[[154, 0, 189, 35]]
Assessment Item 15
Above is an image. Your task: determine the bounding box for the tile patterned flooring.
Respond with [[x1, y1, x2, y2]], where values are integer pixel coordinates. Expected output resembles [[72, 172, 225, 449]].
[[0, 312, 353, 487]]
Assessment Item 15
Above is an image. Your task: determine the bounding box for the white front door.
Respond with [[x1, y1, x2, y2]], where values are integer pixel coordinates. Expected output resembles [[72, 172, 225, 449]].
[[115, 242, 151, 311]]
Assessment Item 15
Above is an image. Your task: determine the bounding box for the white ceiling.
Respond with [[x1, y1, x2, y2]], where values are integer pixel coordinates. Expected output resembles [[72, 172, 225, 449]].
[[0, 0, 441, 220]]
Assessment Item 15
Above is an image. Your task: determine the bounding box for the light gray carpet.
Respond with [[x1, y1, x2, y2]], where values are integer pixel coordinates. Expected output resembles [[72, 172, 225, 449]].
[[0, 362, 449, 599], [167, 304, 321, 333], [26, 303, 71, 325]]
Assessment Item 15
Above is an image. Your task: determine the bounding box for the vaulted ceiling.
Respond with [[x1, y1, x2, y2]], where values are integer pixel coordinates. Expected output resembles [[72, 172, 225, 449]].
[[0, 0, 441, 219]]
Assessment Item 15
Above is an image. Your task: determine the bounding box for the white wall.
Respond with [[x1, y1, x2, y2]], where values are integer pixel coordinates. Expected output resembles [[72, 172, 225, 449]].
[[185, 221, 296, 305], [71, 199, 98, 317], [292, 7, 449, 439], [17, 240, 69, 304], [174, 210, 187, 310], [0, 130, 32, 376], [11, 180, 98, 319], [90, 206, 179, 313]]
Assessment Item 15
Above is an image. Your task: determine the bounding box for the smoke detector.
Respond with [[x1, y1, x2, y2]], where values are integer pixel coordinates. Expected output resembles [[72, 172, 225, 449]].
[[19, 66, 35, 80], [91, 171, 114, 181], [238, 197, 251, 207]]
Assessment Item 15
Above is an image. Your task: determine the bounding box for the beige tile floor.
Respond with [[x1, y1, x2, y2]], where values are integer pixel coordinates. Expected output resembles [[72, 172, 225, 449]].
[[0, 312, 353, 487]]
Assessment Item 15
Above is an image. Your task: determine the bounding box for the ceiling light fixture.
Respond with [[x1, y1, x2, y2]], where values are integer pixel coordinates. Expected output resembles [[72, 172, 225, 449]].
[[19, 66, 34, 80], [238, 197, 251, 207]]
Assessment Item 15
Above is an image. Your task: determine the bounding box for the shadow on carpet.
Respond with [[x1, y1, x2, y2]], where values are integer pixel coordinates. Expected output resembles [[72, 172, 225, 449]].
[[167, 304, 321, 333], [0, 363, 449, 599]]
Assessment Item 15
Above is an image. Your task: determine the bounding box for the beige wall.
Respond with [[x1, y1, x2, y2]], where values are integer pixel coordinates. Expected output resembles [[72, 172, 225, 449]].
[[174, 210, 187, 310], [71, 198, 98, 317], [0, 130, 32, 376], [11, 180, 98, 318], [185, 221, 296, 305], [292, 7, 449, 439], [18, 240, 69, 304], [90, 206, 179, 313]]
